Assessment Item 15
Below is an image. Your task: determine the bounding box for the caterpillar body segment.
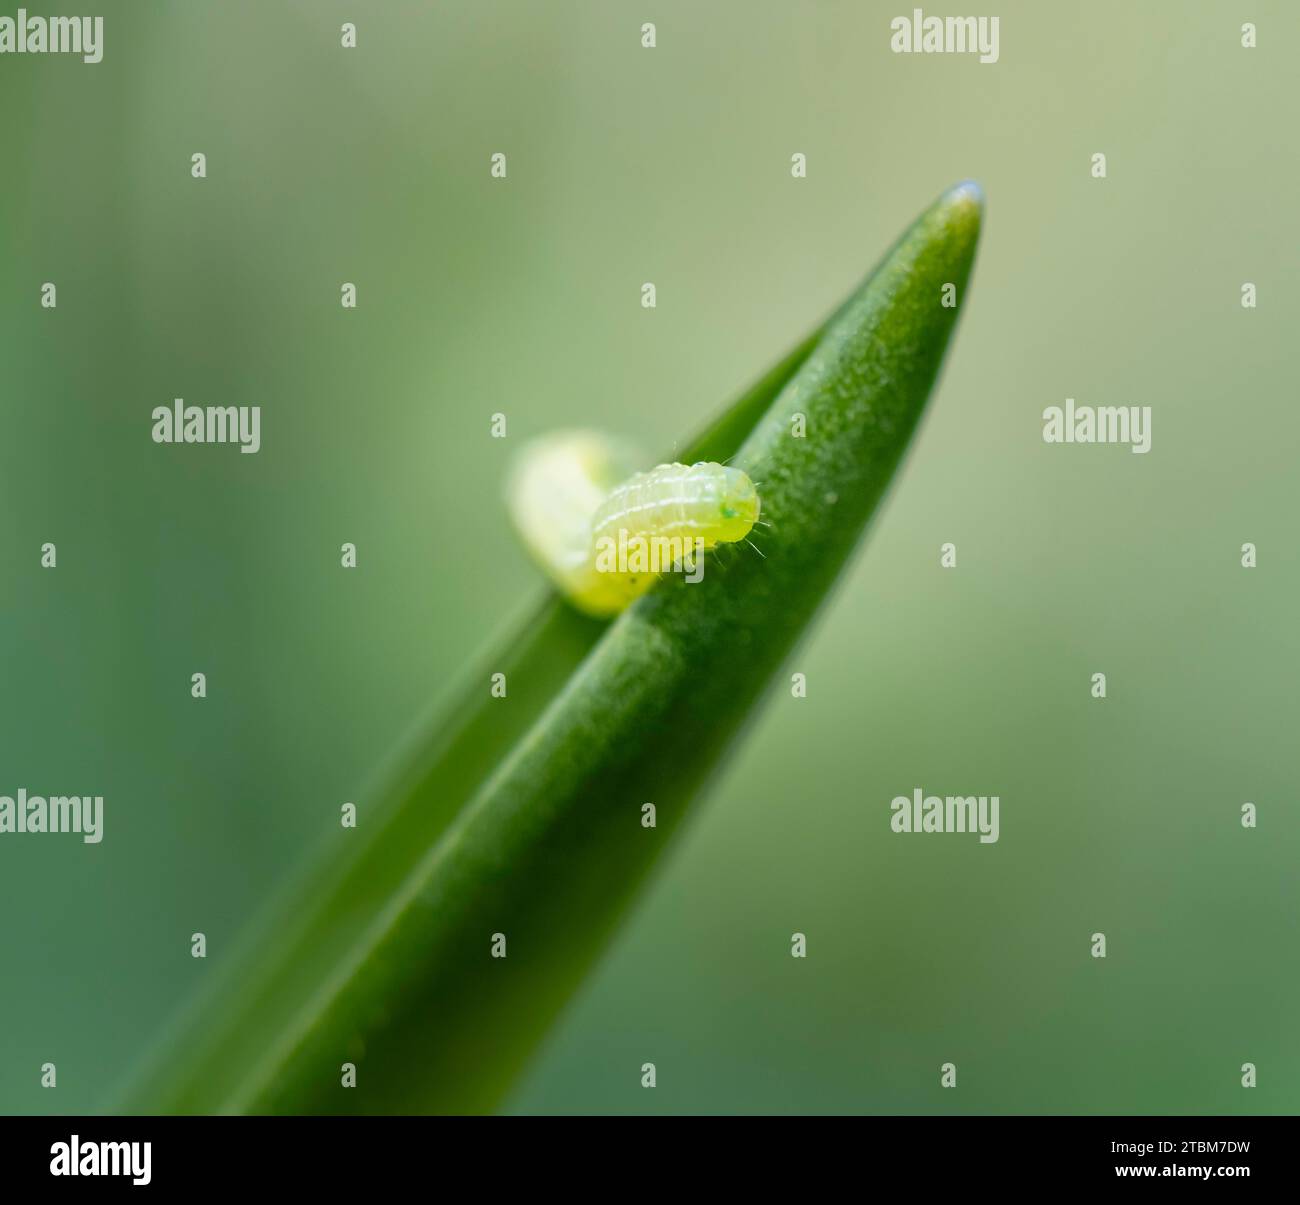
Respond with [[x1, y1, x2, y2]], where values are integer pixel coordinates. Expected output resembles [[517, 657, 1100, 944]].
[[584, 461, 762, 614], [590, 461, 761, 551], [506, 430, 647, 617], [507, 434, 763, 618]]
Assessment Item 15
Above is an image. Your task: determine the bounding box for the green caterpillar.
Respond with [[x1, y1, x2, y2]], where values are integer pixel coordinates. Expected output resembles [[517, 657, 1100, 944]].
[[508, 432, 762, 616]]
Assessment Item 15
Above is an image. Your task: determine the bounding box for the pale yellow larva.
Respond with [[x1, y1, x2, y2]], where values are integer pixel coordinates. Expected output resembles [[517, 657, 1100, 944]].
[[590, 461, 760, 551], [508, 436, 762, 617]]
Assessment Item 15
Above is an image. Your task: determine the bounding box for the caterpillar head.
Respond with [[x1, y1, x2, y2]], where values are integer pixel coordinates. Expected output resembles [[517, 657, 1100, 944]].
[[713, 466, 761, 543]]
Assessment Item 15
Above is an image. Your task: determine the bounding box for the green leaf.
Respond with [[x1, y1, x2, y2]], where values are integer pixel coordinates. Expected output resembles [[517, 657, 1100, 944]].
[[122, 181, 982, 1114]]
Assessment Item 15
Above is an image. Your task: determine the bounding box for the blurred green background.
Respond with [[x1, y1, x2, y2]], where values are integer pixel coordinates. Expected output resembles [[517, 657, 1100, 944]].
[[2, 0, 1296, 1114]]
